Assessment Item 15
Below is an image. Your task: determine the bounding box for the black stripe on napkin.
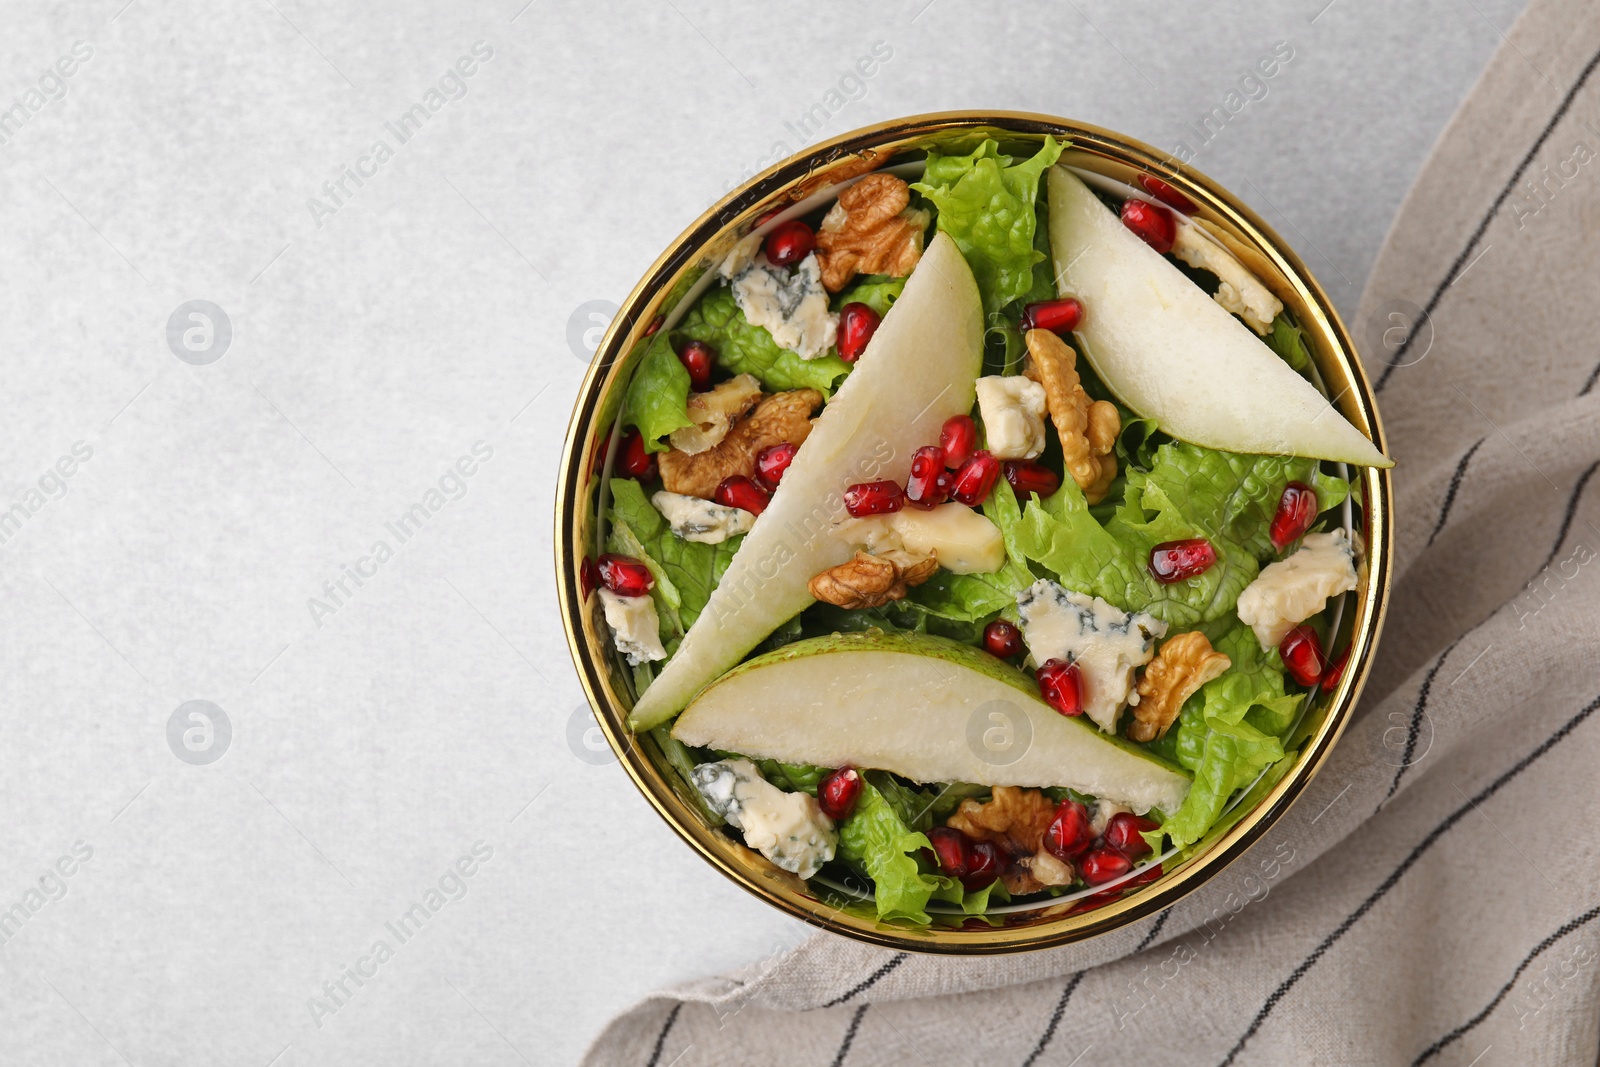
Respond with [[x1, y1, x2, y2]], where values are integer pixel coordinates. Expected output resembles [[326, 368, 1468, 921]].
[[1020, 970, 1086, 1067], [643, 1002, 681, 1067], [1218, 689, 1600, 1066], [818, 952, 908, 1009], [829, 1003, 869, 1067], [1535, 460, 1600, 575], [1428, 437, 1485, 546], [1380, 636, 1463, 805], [1375, 43, 1600, 391]]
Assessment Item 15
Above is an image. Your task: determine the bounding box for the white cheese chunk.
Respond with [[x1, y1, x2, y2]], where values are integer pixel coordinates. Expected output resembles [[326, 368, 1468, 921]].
[[833, 504, 1006, 575], [975, 375, 1048, 460], [691, 759, 837, 879], [1235, 529, 1358, 648], [730, 252, 838, 360], [652, 490, 755, 544], [598, 588, 667, 666], [1171, 221, 1283, 335], [1016, 579, 1167, 733], [717, 232, 763, 279]]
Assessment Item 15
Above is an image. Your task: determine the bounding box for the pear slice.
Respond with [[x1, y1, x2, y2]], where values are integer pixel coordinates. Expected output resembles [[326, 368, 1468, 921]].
[[1047, 167, 1391, 467], [629, 231, 985, 729], [673, 632, 1192, 814]]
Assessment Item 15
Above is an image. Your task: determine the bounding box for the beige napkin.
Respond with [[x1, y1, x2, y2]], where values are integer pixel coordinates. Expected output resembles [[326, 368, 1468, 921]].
[[584, 1, 1600, 1061]]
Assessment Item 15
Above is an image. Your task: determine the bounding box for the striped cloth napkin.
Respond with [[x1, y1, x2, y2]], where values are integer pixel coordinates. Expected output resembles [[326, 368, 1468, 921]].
[[584, 1, 1600, 1061]]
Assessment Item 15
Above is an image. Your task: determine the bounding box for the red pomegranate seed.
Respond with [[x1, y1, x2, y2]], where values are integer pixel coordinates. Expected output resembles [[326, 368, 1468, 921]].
[[927, 826, 970, 878], [1322, 646, 1351, 692], [836, 302, 880, 362], [1036, 658, 1083, 717], [755, 443, 797, 490], [1104, 812, 1160, 859], [597, 553, 652, 597], [763, 219, 815, 267], [714, 475, 770, 516], [1280, 625, 1326, 687], [949, 450, 1000, 506], [618, 428, 657, 481], [817, 767, 862, 821], [1149, 538, 1217, 583], [1043, 799, 1094, 861], [905, 445, 948, 508], [1270, 482, 1319, 552], [1120, 198, 1176, 254], [1080, 845, 1133, 886], [982, 619, 1023, 658], [939, 415, 978, 469], [843, 480, 905, 517], [1021, 297, 1083, 334], [961, 839, 1004, 890], [579, 556, 600, 600], [677, 340, 714, 391], [643, 314, 665, 337], [1126, 860, 1164, 888], [1137, 174, 1197, 215], [1003, 460, 1061, 500]]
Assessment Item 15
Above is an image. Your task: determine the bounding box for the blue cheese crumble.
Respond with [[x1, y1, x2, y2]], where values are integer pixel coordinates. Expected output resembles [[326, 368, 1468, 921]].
[[691, 758, 837, 878], [1016, 579, 1167, 734], [597, 588, 666, 666], [1236, 529, 1358, 648], [729, 252, 838, 360], [652, 490, 755, 544]]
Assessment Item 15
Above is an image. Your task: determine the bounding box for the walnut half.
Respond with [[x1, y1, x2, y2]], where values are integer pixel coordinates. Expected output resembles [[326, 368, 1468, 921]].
[[807, 550, 936, 610], [814, 173, 928, 292], [1127, 631, 1232, 743], [945, 786, 1070, 896], [658, 388, 822, 499], [1024, 328, 1120, 504]]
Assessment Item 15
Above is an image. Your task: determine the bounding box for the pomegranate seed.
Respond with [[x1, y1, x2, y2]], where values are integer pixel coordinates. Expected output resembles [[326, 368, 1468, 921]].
[[1280, 625, 1326, 687], [927, 826, 970, 878], [817, 767, 862, 820], [1270, 482, 1319, 552], [714, 475, 770, 516], [579, 556, 600, 600], [643, 314, 664, 337], [618, 428, 657, 481], [836, 302, 880, 362], [1149, 538, 1217, 583], [1126, 861, 1164, 888], [1043, 799, 1094, 861], [843, 479, 905, 517], [949, 450, 1000, 506], [1104, 812, 1160, 859], [939, 415, 978, 469], [1003, 460, 1061, 500], [597, 553, 652, 597], [1120, 198, 1176, 254], [1036, 658, 1083, 717], [906, 445, 948, 508], [1322, 646, 1351, 692], [982, 619, 1023, 659], [962, 840, 1004, 890], [763, 219, 814, 267], [1021, 297, 1083, 334], [1137, 174, 1196, 215], [677, 340, 714, 391], [755, 443, 797, 490], [1080, 845, 1133, 886]]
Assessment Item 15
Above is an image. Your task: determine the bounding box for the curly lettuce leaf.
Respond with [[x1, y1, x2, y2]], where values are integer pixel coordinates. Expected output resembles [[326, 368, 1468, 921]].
[[676, 286, 851, 393], [1161, 716, 1284, 851], [608, 478, 742, 629], [913, 136, 1064, 316], [620, 332, 694, 453], [838, 778, 941, 924], [713, 752, 829, 795], [1129, 442, 1350, 561], [1265, 313, 1313, 373], [835, 274, 906, 316]]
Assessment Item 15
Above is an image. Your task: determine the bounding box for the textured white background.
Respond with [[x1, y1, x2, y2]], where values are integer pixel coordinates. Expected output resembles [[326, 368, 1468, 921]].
[[0, 1, 1523, 1063]]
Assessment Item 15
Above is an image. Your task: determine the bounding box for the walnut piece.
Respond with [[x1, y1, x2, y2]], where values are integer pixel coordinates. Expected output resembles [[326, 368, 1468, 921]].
[[1127, 632, 1232, 742], [659, 388, 822, 499], [814, 173, 928, 292], [946, 786, 1068, 896], [1024, 328, 1121, 504], [668, 374, 762, 455], [807, 550, 936, 610]]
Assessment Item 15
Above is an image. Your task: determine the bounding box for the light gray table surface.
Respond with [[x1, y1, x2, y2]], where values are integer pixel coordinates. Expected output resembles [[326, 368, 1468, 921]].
[[0, 1, 1524, 1063]]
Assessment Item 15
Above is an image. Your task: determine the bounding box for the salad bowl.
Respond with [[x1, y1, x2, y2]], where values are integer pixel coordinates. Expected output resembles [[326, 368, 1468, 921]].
[[555, 112, 1392, 953]]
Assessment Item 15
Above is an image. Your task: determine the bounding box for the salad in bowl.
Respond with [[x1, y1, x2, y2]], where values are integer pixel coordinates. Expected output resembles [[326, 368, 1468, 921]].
[[562, 117, 1391, 944]]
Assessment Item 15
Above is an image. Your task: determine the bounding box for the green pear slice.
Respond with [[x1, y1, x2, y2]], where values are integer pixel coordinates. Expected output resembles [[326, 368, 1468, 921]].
[[1047, 167, 1391, 467], [629, 231, 985, 730], [672, 632, 1192, 815]]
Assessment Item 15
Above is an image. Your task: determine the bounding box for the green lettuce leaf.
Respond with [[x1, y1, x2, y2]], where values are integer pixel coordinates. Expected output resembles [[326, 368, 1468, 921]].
[[676, 286, 851, 393], [620, 332, 694, 453], [913, 137, 1064, 316], [713, 752, 829, 795], [1265, 313, 1313, 373], [608, 478, 742, 628], [837, 779, 942, 924], [835, 274, 906, 316]]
